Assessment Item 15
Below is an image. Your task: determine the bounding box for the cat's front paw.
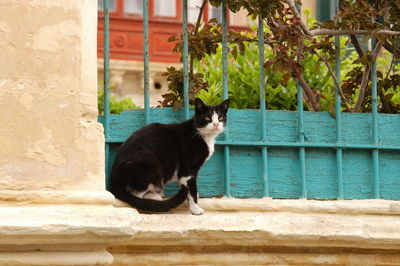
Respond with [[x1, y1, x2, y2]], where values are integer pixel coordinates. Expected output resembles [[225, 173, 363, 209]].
[[190, 206, 204, 215]]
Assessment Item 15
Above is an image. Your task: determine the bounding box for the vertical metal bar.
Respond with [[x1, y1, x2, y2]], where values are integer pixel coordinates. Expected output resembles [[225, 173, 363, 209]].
[[143, 0, 150, 125], [222, 1, 228, 103], [371, 37, 380, 198], [103, 0, 111, 189], [258, 15, 269, 197], [222, 0, 231, 197], [333, 0, 343, 199], [296, 4, 306, 198], [182, 0, 190, 120]]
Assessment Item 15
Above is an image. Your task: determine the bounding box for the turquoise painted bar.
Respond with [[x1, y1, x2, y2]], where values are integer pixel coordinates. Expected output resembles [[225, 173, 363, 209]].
[[221, 1, 231, 196], [102, 0, 111, 188], [371, 37, 381, 198], [182, 0, 190, 120], [333, 0, 343, 199], [99, 108, 400, 200], [143, 0, 150, 125], [258, 15, 269, 197]]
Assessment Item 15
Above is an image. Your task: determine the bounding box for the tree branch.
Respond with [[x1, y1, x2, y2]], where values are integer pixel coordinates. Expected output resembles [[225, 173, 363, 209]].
[[379, 46, 397, 113], [353, 41, 383, 112], [297, 74, 319, 111], [350, 35, 364, 58], [190, 0, 208, 78], [310, 29, 400, 37], [313, 50, 352, 112], [194, 0, 207, 35], [283, 0, 312, 36], [382, 40, 394, 53], [379, 86, 393, 113]]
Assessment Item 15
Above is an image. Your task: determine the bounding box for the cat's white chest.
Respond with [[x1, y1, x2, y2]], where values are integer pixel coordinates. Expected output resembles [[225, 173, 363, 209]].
[[203, 135, 216, 161]]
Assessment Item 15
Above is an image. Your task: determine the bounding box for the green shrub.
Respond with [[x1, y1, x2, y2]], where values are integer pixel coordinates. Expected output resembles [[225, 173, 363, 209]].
[[194, 11, 400, 112], [98, 89, 139, 114], [192, 14, 344, 111], [194, 39, 349, 111]]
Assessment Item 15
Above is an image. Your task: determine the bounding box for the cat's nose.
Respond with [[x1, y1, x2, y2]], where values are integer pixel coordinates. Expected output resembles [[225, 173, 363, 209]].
[[213, 122, 219, 127]]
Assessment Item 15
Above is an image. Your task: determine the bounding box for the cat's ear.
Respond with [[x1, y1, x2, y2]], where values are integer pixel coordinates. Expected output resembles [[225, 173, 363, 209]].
[[194, 98, 206, 112], [219, 99, 230, 112]]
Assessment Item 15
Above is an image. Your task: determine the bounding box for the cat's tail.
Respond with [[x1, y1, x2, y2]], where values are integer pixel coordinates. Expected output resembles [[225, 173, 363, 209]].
[[111, 185, 189, 212]]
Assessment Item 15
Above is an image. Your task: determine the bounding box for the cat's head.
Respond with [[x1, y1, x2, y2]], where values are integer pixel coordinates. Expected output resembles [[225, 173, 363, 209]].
[[193, 98, 230, 136]]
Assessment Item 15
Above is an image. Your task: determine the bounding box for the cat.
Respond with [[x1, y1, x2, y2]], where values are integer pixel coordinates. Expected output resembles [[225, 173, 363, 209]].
[[109, 98, 230, 215]]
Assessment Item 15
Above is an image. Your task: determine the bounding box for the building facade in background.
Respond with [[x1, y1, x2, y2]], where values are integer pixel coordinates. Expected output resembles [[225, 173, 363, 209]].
[[97, 0, 317, 106]]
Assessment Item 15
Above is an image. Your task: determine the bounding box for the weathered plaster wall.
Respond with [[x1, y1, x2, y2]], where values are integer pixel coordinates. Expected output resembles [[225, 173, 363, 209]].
[[0, 0, 104, 190], [0, 1, 138, 265], [303, 0, 317, 18]]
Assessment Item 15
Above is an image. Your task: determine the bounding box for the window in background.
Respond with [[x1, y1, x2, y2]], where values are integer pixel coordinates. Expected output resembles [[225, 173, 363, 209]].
[[188, 0, 203, 23], [98, 0, 117, 11], [316, 0, 333, 22], [125, 0, 143, 15], [154, 0, 176, 17], [229, 9, 250, 27], [208, 3, 222, 22]]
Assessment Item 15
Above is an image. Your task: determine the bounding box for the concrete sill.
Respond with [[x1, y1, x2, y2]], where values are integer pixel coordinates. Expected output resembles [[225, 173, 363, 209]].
[[113, 198, 400, 250], [110, 198, 400, 265]]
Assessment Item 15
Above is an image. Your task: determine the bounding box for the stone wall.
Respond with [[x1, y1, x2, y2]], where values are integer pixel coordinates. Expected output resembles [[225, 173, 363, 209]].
[[0, 1, 136, 265], [0, 0, 103, 191]]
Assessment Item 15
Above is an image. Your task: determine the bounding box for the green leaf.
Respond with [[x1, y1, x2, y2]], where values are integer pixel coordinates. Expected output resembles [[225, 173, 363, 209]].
[[167, 35, 178, 42], [172, 100, 183, 112], [208, 18, 219, 24], [231, 46, 238, 60]]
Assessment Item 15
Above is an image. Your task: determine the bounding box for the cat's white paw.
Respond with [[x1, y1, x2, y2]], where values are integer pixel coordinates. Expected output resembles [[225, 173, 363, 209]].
[[190, 206, 204, 215], [143, 192, 162, 201]]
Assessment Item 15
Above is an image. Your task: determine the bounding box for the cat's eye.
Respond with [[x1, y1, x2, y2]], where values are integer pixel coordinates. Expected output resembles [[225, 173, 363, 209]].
[[218, 116, 224, 121], [205, 116, 211, 121]]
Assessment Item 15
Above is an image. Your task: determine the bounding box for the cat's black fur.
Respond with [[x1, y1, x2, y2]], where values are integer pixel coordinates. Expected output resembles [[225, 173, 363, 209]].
[[109, 98, 230, 214]]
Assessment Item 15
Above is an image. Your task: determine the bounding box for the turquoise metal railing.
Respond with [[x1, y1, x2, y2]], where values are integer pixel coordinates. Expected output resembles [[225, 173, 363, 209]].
[[332, 0, 343, 199], [221, 0, 231, 197], [295, 4, 307, 198], [102, 0, 111, 188], [143, 0, 150, 125], [258, 14, 268, 197], [100, 0, 400, 199], [182, 0, 190, 120], [371, 37, 380, 198]]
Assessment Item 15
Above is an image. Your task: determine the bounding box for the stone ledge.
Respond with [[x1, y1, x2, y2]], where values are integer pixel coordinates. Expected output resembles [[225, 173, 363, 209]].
[[0, 190, 115, 206], [111, 251, 400, 266], [107, 203, 400, 265], [114, 197, 400, 215], [0, 204, 138, 265], [120, 211, 400, 250], [0, 205, 137, 246], [196, 197, 400, 215], [0, 251, 113, 266], [110, 197, 400, 265]]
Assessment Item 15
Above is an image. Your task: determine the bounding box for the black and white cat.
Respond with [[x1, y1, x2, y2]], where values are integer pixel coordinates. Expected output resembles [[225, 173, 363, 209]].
[[109, 98, 230, 215]]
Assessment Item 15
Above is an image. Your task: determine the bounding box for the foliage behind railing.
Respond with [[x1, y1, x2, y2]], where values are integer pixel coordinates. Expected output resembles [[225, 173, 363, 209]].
[[160, 0, 400, 113]]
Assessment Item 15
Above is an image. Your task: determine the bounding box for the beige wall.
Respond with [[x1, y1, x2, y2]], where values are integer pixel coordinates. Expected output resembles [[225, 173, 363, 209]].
[[0, 0, 105, 190], [0, 2, 137, 265], [302, 0, 317, 18], [97, 60, 180, 107]]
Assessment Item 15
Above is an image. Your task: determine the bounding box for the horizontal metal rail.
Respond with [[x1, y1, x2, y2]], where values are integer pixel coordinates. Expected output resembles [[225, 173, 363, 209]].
[[101, 0, 399, 199], [104, 137, 400, 150]]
